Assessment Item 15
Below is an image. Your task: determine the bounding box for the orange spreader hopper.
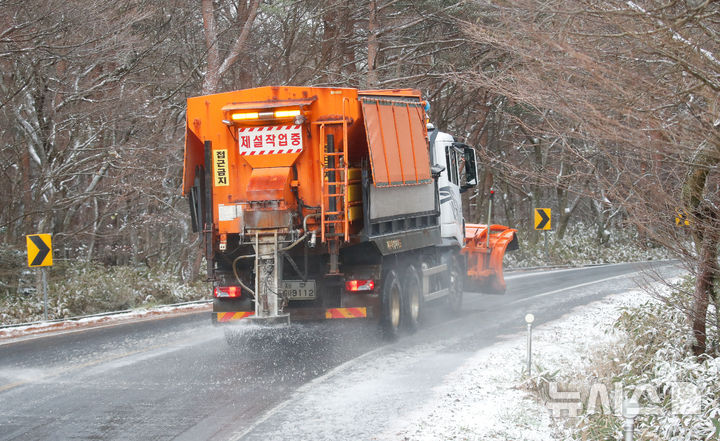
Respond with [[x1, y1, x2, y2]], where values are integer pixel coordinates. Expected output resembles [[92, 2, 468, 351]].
[[462, 224, 519, 294]]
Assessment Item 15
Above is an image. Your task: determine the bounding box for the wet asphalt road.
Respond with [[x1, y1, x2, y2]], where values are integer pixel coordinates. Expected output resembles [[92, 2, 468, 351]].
[[0, 261, 683, 440]]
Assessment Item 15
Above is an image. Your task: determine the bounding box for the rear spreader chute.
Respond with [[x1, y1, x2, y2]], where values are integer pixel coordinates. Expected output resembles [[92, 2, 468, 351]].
[[462, 224, 519, 294]]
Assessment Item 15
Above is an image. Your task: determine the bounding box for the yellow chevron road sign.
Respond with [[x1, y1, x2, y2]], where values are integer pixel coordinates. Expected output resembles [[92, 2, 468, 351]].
[[26, 234, 52, 267], [534, 208, 551, 230]]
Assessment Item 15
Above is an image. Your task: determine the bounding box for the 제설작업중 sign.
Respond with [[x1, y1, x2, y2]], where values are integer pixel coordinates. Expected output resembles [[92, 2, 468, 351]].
[[237, 125, 303, 156]]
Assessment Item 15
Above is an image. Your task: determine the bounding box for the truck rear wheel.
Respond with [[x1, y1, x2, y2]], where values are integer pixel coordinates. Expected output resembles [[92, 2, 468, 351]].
[[401, 265, 422, 333], [381, 269, 402, 340]]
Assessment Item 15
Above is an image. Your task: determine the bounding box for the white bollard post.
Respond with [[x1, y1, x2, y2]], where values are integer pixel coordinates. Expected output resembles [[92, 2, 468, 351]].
[[525, 313, 534, 374], [622, 398, 640, 441]]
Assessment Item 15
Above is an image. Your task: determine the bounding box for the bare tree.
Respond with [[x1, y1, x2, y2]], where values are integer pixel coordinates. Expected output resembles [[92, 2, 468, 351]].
[[459, 0, 720, 354], [201, 0, 261, 94]]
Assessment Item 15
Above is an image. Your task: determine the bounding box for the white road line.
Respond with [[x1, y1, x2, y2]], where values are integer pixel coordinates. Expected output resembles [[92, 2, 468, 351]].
[[506, 272, 637, 306], [504, 262, 646, 280], [504, 266, 603, 280]]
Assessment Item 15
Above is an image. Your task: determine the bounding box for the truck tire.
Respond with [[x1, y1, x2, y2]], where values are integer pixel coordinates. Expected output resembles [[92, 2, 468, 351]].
[[381, 269, 402, 340], [447, 258, 463, 313], [401, 265, 422, 333]]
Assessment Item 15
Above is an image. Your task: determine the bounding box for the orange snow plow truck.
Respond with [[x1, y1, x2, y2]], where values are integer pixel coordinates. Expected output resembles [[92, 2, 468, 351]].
[[182, 86, 518, 337]]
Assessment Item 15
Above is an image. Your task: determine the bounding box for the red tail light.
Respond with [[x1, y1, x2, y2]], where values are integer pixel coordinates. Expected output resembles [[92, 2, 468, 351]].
[[214, 286, 240, 298], [345, 280, 375, 292]]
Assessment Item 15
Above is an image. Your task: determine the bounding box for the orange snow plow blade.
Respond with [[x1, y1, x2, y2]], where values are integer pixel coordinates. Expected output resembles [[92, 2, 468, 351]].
[[462, 224, 519, 294]]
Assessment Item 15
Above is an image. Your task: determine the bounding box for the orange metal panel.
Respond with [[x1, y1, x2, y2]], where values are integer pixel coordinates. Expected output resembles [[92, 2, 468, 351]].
[[359, 89, 422, 99], [408, 105, 431, 182], [361, 101, 390, 185], [246, 167, 292, 201], [360, 98, 431, 187], [185, 86, 431, 237], [221, 98, 315, 112], [185, 87, 347, 236], [378, 104, 404, 184], [392, 105, 414, 183]]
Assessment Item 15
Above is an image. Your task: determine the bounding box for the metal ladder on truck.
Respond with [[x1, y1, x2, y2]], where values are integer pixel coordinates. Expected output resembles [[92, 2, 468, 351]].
[[316, 101, 350, 274]]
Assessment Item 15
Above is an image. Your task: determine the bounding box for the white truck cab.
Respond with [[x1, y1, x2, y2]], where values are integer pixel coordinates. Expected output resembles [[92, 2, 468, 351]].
[[428, 126, 479, 248]]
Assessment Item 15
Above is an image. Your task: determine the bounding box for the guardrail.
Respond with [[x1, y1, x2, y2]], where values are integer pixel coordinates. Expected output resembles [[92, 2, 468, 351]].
[[0, 299, 212, 330], [505, 259, 678, 273], [505, 263, 606, 272]]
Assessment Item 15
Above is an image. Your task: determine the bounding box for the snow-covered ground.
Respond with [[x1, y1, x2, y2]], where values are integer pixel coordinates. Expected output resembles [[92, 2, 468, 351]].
[[237, 286, 664, 441], [385, 290, 652, 440], [0, 302, 211, 342]]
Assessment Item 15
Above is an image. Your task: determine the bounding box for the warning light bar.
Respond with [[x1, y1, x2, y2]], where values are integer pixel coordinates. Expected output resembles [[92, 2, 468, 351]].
[[214, 286, 241, 298], [273, 109, 301, 118], [230, 109, 301, 121], [345, 280, 375, 292], [231, 112, 259, 121]]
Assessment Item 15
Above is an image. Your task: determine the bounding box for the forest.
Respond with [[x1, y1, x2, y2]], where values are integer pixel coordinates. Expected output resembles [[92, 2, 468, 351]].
[[0, 0, 718, 355]]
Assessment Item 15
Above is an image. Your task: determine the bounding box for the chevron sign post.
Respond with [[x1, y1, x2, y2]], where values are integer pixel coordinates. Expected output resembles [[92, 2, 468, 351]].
[[534, 208, 552, 258], [26, 234, 52, 320]]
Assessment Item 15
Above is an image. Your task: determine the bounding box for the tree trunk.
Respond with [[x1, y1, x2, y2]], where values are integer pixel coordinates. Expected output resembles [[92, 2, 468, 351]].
[[201, 0, 261, 94], [682, 144, 719, 356], [21, 149, 32, 238], [366, 0, 378, 88], [692, 231, 718, 355], [201, 0, 220, 95], [555, 177, 581, 240], [714, 289, 720, 355]]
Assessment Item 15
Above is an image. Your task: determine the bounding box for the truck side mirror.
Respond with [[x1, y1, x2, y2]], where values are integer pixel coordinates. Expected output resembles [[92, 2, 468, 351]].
[[454, 143, 478, 193], [464, 147, 478, 186]]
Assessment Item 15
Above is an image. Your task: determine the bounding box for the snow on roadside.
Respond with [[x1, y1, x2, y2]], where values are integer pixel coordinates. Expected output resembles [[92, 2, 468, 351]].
[[386, 287, 664, 440], [0, 302, 211, 341]]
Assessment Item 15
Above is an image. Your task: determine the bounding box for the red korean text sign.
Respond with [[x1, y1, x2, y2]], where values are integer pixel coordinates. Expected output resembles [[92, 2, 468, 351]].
[[238, 125, 303, 156]]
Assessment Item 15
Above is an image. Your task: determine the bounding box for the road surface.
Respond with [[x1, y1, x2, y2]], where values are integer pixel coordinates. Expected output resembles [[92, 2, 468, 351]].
[[0, 261, 682, 440]]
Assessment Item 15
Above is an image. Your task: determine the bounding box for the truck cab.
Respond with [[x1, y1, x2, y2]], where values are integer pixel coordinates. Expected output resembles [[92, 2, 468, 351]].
[[429, 127, 479, 248]]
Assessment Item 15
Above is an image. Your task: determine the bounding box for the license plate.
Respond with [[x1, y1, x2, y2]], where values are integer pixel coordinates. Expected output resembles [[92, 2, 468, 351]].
[[280, 280, 316, 301]]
